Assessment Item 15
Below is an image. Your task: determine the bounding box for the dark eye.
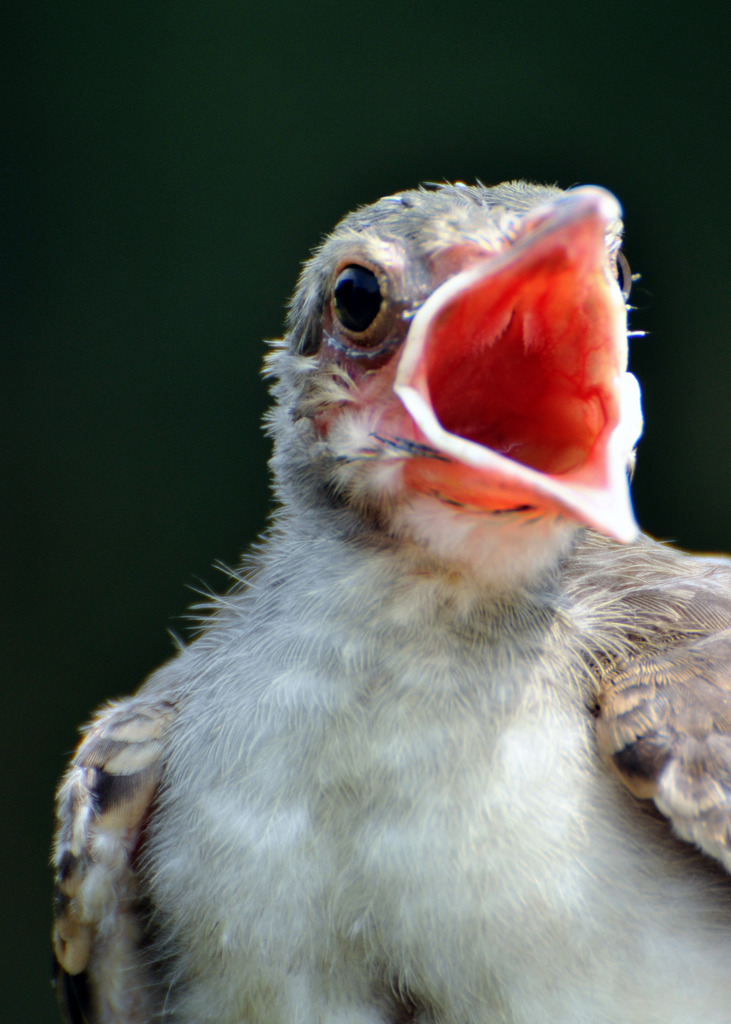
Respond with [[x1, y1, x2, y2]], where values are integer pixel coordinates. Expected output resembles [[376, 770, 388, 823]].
[[333, 265, 383, 333], [616, 251, 632, 300]]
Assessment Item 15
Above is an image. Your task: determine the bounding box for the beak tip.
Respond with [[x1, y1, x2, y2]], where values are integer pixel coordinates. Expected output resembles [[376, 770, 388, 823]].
[[589, 492, 640, 545], [560, 185, 623, 224]]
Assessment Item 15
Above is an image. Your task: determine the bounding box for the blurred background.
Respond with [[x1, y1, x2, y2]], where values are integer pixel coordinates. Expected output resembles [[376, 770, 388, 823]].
[[5, 1, 730, 1018]]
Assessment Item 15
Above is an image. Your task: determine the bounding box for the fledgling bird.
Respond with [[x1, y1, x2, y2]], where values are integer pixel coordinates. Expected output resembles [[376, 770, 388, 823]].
[[53, 181, 731, 1024]]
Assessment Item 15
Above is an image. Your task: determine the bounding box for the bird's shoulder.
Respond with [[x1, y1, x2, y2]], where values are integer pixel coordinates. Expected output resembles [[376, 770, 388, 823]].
[[52, 693, 178, 1023], [575, 533, 731, 872]]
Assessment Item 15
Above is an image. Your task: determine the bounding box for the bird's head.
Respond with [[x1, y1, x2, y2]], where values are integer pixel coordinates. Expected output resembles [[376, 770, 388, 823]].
[[266, 182, 643, 587]]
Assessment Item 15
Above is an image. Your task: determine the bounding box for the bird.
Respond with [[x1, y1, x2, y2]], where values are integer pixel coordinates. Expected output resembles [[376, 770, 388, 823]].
[[52, 180, 731, 1024]]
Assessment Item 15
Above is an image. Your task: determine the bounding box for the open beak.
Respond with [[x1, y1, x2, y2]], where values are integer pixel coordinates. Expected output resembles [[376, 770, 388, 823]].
[[394, 187, 643, 542]]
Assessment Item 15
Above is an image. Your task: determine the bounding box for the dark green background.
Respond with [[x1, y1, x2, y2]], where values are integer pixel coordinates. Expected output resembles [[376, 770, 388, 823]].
[[5, 2, 730, 1019]]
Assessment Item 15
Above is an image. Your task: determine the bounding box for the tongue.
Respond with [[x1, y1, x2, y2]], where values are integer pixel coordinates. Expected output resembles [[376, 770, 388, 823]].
[[394, 187, 643, 542]]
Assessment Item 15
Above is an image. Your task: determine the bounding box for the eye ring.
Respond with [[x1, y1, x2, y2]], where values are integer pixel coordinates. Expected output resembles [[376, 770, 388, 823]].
[[333, 264, 384, 337], [616, 251, 632, 301]]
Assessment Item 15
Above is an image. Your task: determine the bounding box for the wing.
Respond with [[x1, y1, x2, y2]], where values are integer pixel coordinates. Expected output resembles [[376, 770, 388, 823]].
[[597, 628, 731, 873], [53, 695, 177, 1024]]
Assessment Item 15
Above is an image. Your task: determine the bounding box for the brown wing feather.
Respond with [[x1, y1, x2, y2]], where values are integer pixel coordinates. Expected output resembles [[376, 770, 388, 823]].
[[597, 628, 731, 872], [53, 696, 177, 1024]]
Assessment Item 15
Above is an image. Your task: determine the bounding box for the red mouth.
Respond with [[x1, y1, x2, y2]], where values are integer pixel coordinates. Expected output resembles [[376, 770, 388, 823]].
[[394, 187, 642, 541]]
